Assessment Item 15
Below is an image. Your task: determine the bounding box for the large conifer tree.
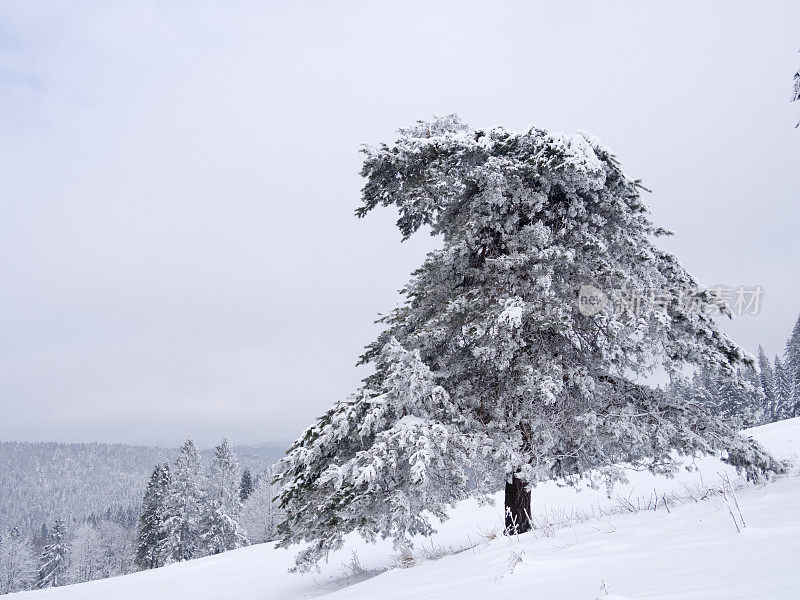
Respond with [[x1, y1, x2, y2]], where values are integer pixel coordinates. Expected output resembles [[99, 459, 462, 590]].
[[135, 463, 170, 570], [774, 355, 794, 419], [757, 345, 777, 420], [276, 117, 782, 570], [37, 519, 68, 588], [200, 439, 248, 555], [158, 439, 204, 563]]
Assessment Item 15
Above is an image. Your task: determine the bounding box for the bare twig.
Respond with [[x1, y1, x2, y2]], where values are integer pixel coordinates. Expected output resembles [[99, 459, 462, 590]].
[[717, 472, 741, 533], [720, 472, 746, 528]]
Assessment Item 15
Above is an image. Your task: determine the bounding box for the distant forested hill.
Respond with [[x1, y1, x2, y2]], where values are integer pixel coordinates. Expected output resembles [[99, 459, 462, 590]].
[[0, 441, 284, 533]]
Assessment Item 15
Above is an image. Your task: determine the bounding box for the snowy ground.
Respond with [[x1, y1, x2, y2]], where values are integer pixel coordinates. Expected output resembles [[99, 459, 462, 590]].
[[10, 418, 800, 600]]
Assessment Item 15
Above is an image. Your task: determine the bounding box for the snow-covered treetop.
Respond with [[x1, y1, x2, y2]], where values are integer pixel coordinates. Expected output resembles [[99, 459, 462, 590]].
[[358, 115, 745, 379]]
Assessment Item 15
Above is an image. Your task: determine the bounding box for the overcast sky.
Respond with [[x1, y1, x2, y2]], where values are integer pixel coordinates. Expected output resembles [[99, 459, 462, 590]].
[[1, 1, 798, 447]]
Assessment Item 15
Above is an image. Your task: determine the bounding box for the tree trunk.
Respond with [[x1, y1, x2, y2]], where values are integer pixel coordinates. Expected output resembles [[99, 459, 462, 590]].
[[504, 474, 532, 535]]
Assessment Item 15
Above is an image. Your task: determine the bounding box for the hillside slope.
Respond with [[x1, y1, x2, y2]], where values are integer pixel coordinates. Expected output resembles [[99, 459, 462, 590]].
[[9, 418, 799, 600]]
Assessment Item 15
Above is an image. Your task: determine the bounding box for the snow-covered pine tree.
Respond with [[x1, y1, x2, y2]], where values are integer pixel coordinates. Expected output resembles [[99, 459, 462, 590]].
[[774, 356, 794, 420], [275, 116, 783, 571], [158, 439, 204, 563], [135, 463, 170, 570], [784, 314, 800, 415], [715, 365, 766, 427], [0, 527, 36, 594], [37, 519, 68, 588], [757, 345, 778, 421], [239, 469, 255, 502], [200, 439, 248, 555]]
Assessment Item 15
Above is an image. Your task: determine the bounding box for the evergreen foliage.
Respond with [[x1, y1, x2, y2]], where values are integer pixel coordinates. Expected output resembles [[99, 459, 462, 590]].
[[774, 356, 794, 420], [158, 439, 204, 563], [239, 469, 255, 502], [135, 463, 170, 570], [673, 365, 765, 428], [37, 519, 68, 589], [757, 346, 777, 418], [200, 439, 248, 555]]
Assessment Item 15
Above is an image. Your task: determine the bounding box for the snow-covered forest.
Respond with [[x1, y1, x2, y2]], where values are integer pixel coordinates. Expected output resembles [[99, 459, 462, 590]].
[[0, 442, 282, 534], [0, 442, 168, 534], [672, 316, 800, 426], [0, 441, 282, 594]]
